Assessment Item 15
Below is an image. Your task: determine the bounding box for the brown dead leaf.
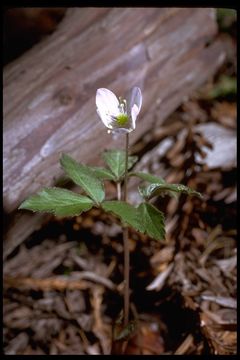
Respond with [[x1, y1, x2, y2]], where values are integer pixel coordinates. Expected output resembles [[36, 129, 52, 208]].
[[150, 245, 175, 267], [200, 310, 236, 354], [211, 101, 236, 129], [125, 322, 165, 355]]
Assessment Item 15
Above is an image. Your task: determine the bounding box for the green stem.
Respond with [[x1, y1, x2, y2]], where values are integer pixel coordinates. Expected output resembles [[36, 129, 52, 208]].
[[123, 133, 129, 203], [123, 133, 130, 327]]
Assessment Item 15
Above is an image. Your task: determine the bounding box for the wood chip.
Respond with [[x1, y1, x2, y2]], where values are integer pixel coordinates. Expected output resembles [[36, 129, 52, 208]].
[[146, 263, 174, 291], [201, 295, 236, 309]]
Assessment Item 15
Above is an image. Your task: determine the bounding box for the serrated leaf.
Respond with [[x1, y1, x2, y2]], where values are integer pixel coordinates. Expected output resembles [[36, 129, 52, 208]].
[[102, 150, 138, 180], [130, 172, 177, 200], [128, 155, 138, 168], [129, 171, 166, 184], [60, 153, 105, 204], [139, 185, 178, 200], [91, 166, 116, 181], [138, 203, 165, 241], [140, 183, 203, 200], [19, 187, 94, 216], [102, 201, 165, 242], [102, 201, 141, 231]]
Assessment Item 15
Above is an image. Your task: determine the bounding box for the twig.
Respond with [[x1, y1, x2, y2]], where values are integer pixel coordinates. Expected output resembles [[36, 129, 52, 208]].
[[174, 334, 194, 355], [4, 276, 90, 291], [70, 271, 116, 290], [4, 272, 117, 291]]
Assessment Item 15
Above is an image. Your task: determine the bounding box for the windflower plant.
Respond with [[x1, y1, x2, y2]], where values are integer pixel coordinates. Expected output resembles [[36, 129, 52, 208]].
[[19, 87, 202, 349]]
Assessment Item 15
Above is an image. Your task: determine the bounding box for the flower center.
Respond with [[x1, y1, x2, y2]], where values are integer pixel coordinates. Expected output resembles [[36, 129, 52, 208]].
[[116, 113, 129, 126]]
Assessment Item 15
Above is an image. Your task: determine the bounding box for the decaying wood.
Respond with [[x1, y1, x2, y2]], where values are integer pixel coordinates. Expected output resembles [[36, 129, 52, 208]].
[[3, 8, 226, 257]]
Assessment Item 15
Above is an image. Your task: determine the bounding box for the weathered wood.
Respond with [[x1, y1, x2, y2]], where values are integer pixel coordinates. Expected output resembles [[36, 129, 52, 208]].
[[3, 8, 226, 258]]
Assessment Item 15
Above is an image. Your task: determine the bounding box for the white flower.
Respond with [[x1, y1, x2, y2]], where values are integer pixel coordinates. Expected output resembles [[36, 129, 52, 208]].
[[96, 87, 142, 134]]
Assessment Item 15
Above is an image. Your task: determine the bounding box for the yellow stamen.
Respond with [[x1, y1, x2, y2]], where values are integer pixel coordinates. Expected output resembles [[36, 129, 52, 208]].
[[116, 113, 128, 126]]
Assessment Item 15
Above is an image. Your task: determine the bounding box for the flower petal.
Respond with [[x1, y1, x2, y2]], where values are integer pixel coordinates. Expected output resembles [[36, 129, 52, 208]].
[[96, 88, 119, 118], [131, 104, 139, 129], [96, 109, 112, 128], [129, 87, 142, 114]]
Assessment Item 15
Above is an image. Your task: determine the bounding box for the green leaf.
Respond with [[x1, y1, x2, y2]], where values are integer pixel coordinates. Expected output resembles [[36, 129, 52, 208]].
[[91, 166, 116, 181], [102, 201, 141, 230], [102, 201, 165, 241], [60, 153, 105, 204], [140, 183, 203, 200], [128, 155, 138, 169], [130, 172, 178, 200], [19, 187, 94, 216], [138, 203, 165, 241], [102, 150, 138, 180], [129, 171, 166, 184]]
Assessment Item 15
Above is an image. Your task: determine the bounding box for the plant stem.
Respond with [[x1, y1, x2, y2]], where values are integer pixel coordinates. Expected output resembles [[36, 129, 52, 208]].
[[123, 133, 129, 202], [123, 133, 130, 327], [123, 228, 129, 327], [117, 182, 121, 201]]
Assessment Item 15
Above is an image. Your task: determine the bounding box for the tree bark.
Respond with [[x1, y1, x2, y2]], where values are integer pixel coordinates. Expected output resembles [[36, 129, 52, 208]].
[[3, 8, 226, 258]]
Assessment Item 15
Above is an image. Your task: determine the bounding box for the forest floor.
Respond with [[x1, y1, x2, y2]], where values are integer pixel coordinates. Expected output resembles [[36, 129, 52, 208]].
[[3, 9, 237, 355]]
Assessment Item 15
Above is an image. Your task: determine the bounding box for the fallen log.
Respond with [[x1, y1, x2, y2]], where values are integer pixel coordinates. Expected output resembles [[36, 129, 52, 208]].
[[3, 8, 226, 258]]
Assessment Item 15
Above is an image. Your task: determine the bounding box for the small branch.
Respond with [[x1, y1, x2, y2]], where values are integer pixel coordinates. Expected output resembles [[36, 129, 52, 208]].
[[71, 271, 116, 290], [4, 272, 117, 291], [4, 275, 90, 291]]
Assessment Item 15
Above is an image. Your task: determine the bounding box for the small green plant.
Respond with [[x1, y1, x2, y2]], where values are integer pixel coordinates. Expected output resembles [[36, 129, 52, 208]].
[[19, 87, 202, 345]]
